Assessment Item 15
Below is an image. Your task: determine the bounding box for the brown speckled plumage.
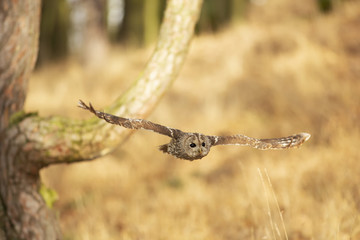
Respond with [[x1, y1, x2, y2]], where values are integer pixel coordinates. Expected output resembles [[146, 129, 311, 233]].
[[78, 100, 311, 161]]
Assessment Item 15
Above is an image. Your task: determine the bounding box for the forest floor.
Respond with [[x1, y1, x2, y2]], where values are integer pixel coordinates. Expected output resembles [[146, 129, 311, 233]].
[[26, 0, 360, 239]]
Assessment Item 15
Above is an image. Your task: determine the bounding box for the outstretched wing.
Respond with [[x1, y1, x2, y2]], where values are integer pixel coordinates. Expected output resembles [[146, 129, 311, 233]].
[[209, 133, 310, 150], [78, 100, 182, 138]]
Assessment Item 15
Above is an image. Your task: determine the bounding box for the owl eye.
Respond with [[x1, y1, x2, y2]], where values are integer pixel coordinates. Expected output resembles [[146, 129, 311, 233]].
[[190, 143, 196, 148], [201, 142, 205, 147]]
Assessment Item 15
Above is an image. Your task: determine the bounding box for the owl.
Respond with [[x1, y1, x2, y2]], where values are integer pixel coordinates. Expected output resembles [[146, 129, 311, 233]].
[[78, 100, 310, 161]]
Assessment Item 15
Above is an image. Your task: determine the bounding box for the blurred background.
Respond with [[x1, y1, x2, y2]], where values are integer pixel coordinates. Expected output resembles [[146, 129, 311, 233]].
[[25, 0, 360, 239]]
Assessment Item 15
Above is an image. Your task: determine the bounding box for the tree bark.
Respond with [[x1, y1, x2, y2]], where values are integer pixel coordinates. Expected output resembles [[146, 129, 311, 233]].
[[0, 0, 40, 130], [0, 1, 51, 239], [0, 0, 203, 239]]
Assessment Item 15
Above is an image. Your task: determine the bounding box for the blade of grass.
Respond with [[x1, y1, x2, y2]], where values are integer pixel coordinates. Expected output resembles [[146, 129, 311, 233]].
[[264, 168, 289, 240], [258, 168, 277, 240], [258, 168, 289, 240]]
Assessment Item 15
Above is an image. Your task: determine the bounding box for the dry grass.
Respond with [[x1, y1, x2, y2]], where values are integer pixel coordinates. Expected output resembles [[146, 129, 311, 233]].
[[25, 1, 360, 239]]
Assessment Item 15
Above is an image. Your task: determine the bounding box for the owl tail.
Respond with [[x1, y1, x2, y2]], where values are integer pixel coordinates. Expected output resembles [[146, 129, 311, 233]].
[[159, 144, 169, 153]]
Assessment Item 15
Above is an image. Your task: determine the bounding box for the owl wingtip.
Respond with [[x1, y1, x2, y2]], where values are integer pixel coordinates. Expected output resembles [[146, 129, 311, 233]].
[[299, 132, 311, 142], [77, 100, 96, 113], [77, 99, 87, 109]]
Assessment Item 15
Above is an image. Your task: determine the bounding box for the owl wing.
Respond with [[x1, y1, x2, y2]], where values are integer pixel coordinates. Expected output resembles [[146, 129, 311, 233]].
[[208, 133, 310, 150], [78, 100, 182, 138]]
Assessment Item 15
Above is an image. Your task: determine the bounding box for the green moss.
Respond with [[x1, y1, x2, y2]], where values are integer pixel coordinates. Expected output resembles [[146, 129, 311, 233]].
[[49, 117, 66, 128], [9, 111, 38, 127], [39, 184, 58, 208]]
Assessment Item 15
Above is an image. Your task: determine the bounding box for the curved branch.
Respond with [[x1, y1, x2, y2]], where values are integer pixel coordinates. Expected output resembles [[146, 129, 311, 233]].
[[8, 0, 203, 170], [1, 1, 203, 238]]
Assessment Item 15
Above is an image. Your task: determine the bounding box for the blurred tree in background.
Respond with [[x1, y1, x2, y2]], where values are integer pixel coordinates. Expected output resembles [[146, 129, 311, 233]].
[[37, 0, 344, 67], [37, 0, 251, 66], [38, 0, 70, 64]]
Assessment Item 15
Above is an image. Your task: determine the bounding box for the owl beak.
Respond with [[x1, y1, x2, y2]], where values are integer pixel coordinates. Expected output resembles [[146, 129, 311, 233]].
[[198, 148, 202, 155]]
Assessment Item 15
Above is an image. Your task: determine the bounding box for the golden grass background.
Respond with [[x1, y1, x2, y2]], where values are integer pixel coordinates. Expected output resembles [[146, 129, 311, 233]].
[[25, 1, 360, 239]]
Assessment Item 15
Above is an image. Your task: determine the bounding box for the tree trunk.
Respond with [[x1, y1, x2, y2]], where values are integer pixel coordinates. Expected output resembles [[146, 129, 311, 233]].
[[67, 0, 108, 69], [231, 0, 247, 23], [0, 0, 40, 130], [144, 0, 161, 46], [0, 0, 203, 239], [0, 1, 59, 239], [120, 0, 144, 45]]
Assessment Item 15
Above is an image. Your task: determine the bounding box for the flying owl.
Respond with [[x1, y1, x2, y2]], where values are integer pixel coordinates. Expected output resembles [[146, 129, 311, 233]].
[[78, 100, 310, 161]]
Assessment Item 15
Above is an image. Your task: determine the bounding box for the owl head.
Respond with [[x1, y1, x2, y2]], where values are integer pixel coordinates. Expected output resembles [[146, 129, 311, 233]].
[[159, 133, 212, 160]]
